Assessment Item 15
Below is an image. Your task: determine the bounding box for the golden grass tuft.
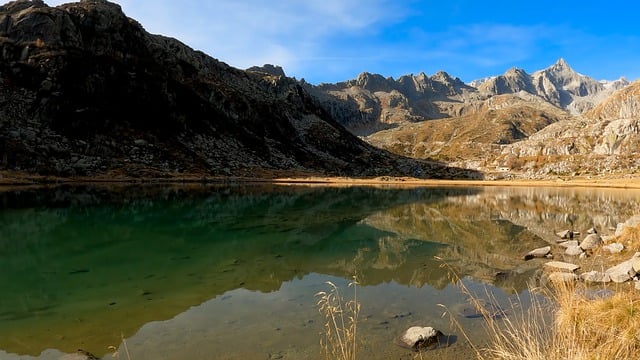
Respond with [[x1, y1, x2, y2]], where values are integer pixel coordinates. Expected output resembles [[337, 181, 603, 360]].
[[484, 280, 640, 360], [437, 255, 640, 360], [552, 281, 640, 359], [315, 276, 360, 360]]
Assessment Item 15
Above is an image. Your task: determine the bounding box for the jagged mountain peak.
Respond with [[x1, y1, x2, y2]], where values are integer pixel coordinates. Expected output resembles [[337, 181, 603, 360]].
[[431, 70, 452, 81], [505, 67, 529, 77], [246, 64, 286, 77], [551, 57, 569, 70], [536, 58, 582, 79]]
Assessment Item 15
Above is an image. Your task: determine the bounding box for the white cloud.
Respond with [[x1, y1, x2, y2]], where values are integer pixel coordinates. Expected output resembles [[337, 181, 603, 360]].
[[46, 0, 410, 78]]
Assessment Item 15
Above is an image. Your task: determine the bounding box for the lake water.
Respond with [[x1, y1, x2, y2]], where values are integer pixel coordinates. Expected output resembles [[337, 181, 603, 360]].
[[1, 184, 640, 359]]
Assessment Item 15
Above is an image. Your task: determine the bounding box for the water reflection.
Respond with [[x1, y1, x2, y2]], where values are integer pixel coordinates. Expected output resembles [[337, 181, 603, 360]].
[[1, 184, 640, 358]]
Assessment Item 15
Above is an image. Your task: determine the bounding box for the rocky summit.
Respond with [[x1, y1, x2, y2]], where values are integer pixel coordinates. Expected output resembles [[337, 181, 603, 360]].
[[0, 0, 479, 180], [307, 57, 639, 179]]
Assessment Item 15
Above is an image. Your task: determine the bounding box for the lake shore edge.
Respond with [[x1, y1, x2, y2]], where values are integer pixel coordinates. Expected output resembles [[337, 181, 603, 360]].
[[2, 170, 640, 190]]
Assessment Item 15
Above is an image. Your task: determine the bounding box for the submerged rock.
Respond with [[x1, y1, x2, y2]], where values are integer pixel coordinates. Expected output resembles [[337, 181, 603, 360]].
[[395, 326, 444, 351], [452, 298, 507, 319]]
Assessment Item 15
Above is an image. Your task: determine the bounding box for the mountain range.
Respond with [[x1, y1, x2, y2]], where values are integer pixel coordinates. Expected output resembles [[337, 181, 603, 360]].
[[1, 0, 638, 182], [300, 57, 639, 179]]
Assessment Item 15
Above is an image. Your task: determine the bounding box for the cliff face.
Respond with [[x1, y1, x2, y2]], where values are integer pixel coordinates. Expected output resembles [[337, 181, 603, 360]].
[[0, 0, 476, 179], [304, 70, 482, 136]]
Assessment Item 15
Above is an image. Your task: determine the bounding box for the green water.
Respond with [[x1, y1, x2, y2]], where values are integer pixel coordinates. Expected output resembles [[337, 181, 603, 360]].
[[1, 184, 640, 359]]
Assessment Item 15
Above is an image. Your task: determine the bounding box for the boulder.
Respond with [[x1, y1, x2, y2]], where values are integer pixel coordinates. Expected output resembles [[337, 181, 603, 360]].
[[564, 245, 584, 256], [544, 261, 580, 273], [556, 230, 577, 240], [579, 234, 602, 250], [602, 243, 624, 254], [580, 270, 611, 283], [606, 259, 638, 283], [558, 240, 579, 248], [615, 216, 640, 236], [632, 252, 640, 273], [523, 246, 551, 260], [396, 326, 444, 351]]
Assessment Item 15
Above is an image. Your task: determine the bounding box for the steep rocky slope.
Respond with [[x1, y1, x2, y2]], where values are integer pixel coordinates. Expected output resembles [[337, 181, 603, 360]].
[[364, 93, 569, 166], [478, 58, 627, 115], [303, 70, 484, 135], [491, 81, 640, 178], [307, 57, 636, 179], [0, 0, 479, 180]]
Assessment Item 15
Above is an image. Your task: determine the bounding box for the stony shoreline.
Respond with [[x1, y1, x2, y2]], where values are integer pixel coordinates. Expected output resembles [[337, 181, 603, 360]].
[[3, 170, 640, 190]]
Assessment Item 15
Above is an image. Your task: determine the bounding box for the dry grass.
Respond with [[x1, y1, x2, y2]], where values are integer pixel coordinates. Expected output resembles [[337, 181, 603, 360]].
[[483, 279, 640, 360], [108, 333, 132, 360], [553, 281, 640, 359], [437, 254, 640, 360], [315, 276, 360, 360]]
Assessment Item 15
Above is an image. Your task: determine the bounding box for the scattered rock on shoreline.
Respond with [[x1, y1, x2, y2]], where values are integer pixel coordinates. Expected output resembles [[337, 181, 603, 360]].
[[395, 326, 444, 351]]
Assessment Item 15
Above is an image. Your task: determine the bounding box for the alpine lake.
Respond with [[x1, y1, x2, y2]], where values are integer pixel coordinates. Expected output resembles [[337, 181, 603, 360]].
[[2, 183, 640, 359]]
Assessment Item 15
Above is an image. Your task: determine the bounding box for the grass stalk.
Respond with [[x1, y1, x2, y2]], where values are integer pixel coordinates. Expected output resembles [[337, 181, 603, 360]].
[[316, 275, 360, 360]]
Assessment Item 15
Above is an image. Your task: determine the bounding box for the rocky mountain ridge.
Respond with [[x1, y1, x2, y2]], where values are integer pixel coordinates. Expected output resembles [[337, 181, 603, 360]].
[[0, 0, 480, 180], [302, 57, 639, 179], [1, 0, 638, 182]]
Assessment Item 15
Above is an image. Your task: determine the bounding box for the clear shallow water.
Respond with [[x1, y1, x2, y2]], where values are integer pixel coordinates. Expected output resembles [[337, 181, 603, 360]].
[[1, 184, 640, 359]]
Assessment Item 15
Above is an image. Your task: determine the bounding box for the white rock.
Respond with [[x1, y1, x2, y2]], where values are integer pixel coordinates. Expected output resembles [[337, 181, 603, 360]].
[[398, 326, 442, 349], [523, 246, 551, 260], [579, 234, 602, 250], [632, 252, 640, 273], [606, 260, 637, 283], [615, 216, 640, 237], [556, 230, 578, 240], [544, 261, 580, 273], [558, 240, 579, 248], [580, 270, 611, 283], [565, 245, 584, 256], [602, 243, 624, 254]]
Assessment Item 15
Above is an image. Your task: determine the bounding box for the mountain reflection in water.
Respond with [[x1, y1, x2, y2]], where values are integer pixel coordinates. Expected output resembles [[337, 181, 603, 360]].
[[1, 184, 640, 359]]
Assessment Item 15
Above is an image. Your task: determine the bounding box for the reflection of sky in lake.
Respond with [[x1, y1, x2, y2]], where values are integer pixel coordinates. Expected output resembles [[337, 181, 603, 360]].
[[1, 184, 639, 359]]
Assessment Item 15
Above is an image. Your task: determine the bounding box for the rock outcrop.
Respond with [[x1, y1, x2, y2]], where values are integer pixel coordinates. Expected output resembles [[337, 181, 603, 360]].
[[478, 58, 615, 114], [304, 57, 635, 180], [303, 70, 481, 135]]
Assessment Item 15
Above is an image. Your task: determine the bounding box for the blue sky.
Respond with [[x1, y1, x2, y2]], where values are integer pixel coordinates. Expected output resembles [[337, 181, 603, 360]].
[[48, 0, 640, 85]]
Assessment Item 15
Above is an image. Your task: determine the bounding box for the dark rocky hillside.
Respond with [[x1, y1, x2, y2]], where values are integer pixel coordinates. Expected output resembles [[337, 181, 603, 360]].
[[0, 0, 478, 180]]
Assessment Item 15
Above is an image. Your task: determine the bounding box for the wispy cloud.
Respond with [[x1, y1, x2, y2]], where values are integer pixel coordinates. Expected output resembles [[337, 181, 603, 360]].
[[101, 0, 412, 76], [43, 1, 640, 83]]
